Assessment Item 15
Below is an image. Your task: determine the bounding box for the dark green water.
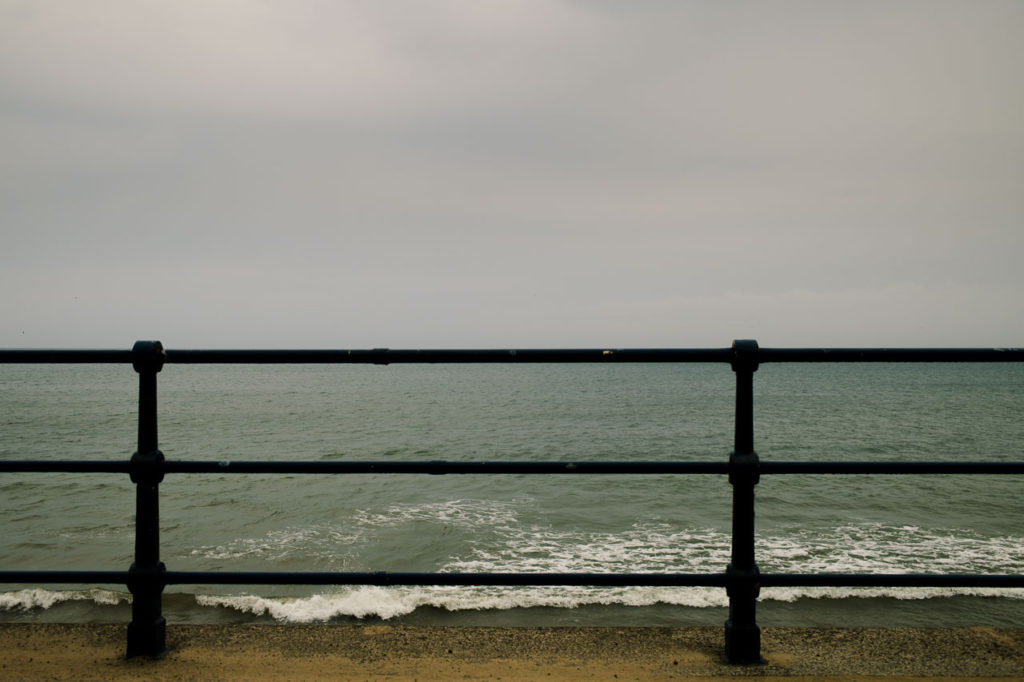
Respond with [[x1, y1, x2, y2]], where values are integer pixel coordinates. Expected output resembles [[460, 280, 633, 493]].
[[1, 361, 1021, 626]]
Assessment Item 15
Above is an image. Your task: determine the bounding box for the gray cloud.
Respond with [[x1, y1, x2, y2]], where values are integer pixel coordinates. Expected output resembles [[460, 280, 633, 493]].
[[2, 1, 1022, 348]]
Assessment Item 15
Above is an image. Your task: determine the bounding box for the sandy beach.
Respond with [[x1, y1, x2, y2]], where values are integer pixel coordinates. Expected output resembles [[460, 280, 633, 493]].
[[0, 624, 1021, 681]]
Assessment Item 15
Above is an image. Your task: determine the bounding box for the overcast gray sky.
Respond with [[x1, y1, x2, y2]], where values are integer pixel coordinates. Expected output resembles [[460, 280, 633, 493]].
[[2, 1, 1022, 348]]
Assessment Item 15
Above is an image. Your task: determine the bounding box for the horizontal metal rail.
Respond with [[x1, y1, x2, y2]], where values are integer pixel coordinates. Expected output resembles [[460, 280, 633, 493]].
[[2, 460, 732, 475], [756, 347, 1024, 362], [1, 348, 731, 364], [2, 346, 1023, 364], [3, 460, 1023, 475], [0, 571, 727, 587], [0, 349, 134, 363], [758, 573, 1024, 588], [3, 570, 1021, 589], [757, 461, 1024, 475]]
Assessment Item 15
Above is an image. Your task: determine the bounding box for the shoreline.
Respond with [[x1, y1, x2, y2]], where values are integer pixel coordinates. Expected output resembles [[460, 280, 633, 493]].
[[1, 624, 1021, 680], [5, 590, 1024, 629]]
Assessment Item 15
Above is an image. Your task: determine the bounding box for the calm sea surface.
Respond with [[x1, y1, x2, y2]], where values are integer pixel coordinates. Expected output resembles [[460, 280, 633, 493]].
[[1, 360, 1022, 627]]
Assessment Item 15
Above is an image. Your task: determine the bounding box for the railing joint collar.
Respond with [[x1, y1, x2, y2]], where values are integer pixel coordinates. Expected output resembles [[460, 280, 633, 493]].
[[127, 561, 167, 592], [725, 563, 762, 598], [730, 339, 759, 372], [132, 341, 166, 374], [729, 451, 760, 485], [130, 449, 165, 483]]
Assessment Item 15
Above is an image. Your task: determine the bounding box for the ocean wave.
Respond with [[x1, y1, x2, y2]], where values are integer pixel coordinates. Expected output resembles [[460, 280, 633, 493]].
[[193, 585, 727, 622], [0, 588, 129, 611], [5, 518, 1023, 622], [4, 582, 1023, 624], [195, 584, 1024, 623], [184, 493, 1024, 578]]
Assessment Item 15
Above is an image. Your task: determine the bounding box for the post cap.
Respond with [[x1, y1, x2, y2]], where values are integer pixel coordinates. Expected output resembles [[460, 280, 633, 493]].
[[730, 339, 759, 371], [132, 341, 166, 373]]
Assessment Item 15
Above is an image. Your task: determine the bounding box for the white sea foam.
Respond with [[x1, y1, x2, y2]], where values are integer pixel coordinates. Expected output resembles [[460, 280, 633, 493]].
[[446, 524, 732, 578], [352, 498, 523, 529], [760, 586, 1024, 602], [190, 525, 365, 562], [447, 520, 1024, 577], [188, 519, 1024, 623], [0, 588, 129, 611], [197, 587, 420, 621], [195, 585, 730, 622], [189, 498, 521, 562], [756, 524, 1024, 575], [194, 582, 1024, 624], [7, 517, 1022, 621]]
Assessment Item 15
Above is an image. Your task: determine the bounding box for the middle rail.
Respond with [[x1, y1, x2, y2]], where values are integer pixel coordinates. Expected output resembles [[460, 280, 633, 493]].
[[4, 460, 1024, 474]]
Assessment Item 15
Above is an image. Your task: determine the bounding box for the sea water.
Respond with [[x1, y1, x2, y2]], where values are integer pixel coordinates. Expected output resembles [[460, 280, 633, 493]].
[[1, 360, 1022, 626]]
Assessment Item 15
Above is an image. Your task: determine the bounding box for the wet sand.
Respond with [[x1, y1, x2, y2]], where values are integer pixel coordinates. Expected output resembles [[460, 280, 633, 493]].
[[1, 624, 1022, 680]]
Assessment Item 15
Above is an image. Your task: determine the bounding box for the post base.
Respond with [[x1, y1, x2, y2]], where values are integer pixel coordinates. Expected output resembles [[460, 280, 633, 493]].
[[724, 620, 764, 664], [126, 617, 167, 659]]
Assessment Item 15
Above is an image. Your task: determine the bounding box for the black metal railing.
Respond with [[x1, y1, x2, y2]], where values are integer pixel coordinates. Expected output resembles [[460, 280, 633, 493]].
[[1, 340, 1023, 664]]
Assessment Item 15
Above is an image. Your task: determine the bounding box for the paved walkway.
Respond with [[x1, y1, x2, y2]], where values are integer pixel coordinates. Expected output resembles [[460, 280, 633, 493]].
[[1, 624, 1022, 680]]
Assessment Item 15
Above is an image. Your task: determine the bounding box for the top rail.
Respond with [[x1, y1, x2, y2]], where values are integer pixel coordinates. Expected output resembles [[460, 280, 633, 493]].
[[2, 346, 1023, 364], [0, 350, 135, 363], [756, 347, 1024, 362]]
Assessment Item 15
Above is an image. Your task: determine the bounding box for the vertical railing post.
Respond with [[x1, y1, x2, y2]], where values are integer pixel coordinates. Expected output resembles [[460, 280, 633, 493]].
[[126, 340, 167, 658], [725, 339, 763, 664]]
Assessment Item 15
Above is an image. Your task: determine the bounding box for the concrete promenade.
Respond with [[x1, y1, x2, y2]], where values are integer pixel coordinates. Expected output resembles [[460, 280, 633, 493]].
[[0, 624, 1022, 680]]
